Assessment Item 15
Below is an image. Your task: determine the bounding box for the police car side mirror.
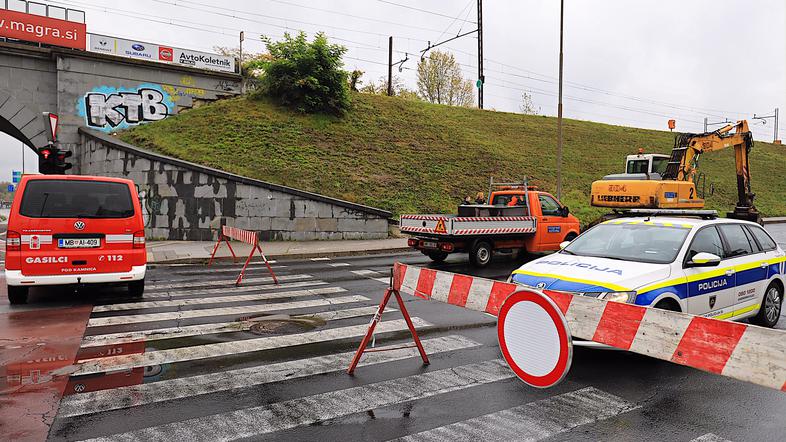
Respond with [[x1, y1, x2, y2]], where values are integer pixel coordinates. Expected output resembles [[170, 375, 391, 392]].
[[686, 252, 721, 268], [559, 241, 571, 250]]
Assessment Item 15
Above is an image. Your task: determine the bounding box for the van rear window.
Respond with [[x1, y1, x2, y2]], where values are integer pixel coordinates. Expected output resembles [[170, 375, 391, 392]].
[[19, 180, 135, 219]]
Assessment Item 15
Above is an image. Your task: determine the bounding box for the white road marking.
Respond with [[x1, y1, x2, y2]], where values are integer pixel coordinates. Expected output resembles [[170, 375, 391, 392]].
[[146, 274, 311, 290], [82, 358, 508, 441], [141, 280, 328, 299], [86, 295, 369, 328], [397, 387, 638, 441], [171, 264, 286, 275], [92, 286, 347, 312], [61, 335, 478, 418], [328, 262, 351, 267], [351, 269, 390, 285], [310, 257, 331, 261], [81, 306, 391, 348], [74, 318, 430, 376], [691, 434, 733, 442]]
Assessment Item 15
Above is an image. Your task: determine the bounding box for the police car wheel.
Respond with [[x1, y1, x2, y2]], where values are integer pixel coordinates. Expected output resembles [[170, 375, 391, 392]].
[[753, 282, 782, 328], [469, 241, 493, 268], [128, 279, 145, 298], [7, 285, 28, 304]]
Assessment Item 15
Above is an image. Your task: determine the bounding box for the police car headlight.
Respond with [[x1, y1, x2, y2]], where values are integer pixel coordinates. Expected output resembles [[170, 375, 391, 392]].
[[600, 291, 637, 303]]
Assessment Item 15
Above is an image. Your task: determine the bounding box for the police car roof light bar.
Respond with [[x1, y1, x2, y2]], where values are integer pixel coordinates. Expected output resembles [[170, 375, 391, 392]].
[[620, 209, 718, 220]]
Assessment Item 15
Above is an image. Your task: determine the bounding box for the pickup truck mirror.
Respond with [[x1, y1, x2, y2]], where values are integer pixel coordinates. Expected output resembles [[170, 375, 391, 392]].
[[560, 206, 570, 217], [686, 252, 721, 268]]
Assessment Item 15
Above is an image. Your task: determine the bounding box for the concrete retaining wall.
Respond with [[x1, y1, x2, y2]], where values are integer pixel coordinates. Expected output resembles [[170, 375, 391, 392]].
[[77, 128, 391, 241]]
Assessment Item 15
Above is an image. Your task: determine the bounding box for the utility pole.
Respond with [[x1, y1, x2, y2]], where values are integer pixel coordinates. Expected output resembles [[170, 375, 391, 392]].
[[556, 0, 564, 200], [703, 117, 707, 133], [388, 36, 393, 96], [753, 108, 779, 143], [477, 0, 484, 109]]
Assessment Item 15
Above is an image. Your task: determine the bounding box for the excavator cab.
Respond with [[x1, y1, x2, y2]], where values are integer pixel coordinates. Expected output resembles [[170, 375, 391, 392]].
[[590, 120, 760, 223]]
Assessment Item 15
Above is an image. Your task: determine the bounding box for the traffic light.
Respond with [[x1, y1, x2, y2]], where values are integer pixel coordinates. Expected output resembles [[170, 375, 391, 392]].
[[55, 149, 73, 174], [37, 146, 54, 174], [37, 145, 73, 174]]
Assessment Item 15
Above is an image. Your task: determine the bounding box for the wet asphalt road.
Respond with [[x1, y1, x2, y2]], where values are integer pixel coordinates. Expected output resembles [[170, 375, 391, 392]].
[[3, 248, 780, 441], [0, 223, 785, 440]]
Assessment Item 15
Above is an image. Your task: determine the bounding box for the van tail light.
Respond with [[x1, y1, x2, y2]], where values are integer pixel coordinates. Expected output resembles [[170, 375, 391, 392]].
[[407, 238, 417, 247], [6, 231, 21, 252], [133, 230, 146, 249]]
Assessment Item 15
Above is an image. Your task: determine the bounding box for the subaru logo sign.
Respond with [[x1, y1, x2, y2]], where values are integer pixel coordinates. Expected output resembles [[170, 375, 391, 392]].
[[132, 44, 145, 51], [74, 220, 85, 231]]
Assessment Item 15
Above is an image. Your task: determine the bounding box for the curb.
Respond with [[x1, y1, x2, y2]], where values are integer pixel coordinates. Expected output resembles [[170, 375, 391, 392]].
[[147, 246, 414, 266]]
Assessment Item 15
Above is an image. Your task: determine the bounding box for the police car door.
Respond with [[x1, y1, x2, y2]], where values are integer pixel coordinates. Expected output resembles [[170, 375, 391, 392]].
[[743, 224, 786, 315], [725, 224, 778, 316], [684, 226, 736, 317]]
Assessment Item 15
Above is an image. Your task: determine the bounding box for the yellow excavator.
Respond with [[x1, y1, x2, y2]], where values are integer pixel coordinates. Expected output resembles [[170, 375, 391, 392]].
[[590, 120, 760, 222]]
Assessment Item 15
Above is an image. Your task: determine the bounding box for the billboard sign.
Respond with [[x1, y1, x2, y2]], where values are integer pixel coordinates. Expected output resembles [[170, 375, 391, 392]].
[[87, 33, 236, 73], [0, 9, 86, 50]]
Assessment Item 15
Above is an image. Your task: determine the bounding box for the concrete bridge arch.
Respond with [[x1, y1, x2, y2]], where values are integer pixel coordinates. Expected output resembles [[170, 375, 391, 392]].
[[0, 89, 48, 151]]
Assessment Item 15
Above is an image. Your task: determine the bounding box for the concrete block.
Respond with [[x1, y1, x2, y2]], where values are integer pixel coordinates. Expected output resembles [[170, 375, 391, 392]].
[[157, 185, 178, 198], [154, 214, 169, 227], [337, 218, 367, 232], [271, 218, 295, 231], [316, 218, 338, 232], [342, 232, 364, 240], [365, 219, 389, 234], [250, 217, 271, 231], [317, 203, 334, 218], [290, 231, 312, 241], [294, 217, 317, 232]]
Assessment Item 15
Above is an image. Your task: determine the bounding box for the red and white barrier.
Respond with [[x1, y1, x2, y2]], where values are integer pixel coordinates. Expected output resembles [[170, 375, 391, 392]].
[[208, 225, 278, 286], [392, 262, 786, 391]]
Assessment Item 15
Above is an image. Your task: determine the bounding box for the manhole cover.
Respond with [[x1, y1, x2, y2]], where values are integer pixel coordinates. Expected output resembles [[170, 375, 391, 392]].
[[244, 315, 327, 335]]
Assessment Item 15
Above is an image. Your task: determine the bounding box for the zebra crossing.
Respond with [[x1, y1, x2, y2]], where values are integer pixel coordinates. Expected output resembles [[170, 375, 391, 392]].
[[48, 261, 727, 441]]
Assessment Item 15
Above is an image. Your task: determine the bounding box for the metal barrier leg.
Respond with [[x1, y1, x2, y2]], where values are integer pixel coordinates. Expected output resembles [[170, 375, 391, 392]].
[[347, 288, 394, 375], [256, 244, 279, 285], [235, 246, 256, 286], [207, 235, 224, 266], [394, 289, 430, 366], [225, 240, 237, 263]]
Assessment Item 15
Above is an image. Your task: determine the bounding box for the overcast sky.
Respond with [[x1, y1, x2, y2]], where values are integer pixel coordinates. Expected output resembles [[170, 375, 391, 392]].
[[2, 0, 784, 180]]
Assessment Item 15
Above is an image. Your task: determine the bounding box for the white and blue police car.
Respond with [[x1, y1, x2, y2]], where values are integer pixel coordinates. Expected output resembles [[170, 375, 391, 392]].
[[509, 211, 786, 327]]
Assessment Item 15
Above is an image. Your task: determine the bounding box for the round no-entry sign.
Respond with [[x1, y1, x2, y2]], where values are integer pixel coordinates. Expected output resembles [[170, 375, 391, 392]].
[[497, 290, 572, 388]]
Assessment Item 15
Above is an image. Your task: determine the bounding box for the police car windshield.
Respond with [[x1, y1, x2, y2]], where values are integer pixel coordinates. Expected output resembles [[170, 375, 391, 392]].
[[562, 223, 690, 264], [19, 180, 134, 219]]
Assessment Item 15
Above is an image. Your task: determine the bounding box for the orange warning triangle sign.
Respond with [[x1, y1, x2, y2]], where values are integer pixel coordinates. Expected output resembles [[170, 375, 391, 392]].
[[434, 219, 447, 234]]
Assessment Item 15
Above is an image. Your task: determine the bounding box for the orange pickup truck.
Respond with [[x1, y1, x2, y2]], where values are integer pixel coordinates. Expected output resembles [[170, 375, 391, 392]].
[[400, 183, 581, 267]]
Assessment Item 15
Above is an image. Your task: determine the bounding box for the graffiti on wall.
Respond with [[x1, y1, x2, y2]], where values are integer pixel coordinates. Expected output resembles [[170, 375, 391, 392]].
[[137, 185, 163, 227], [76, 84, 175, 131]]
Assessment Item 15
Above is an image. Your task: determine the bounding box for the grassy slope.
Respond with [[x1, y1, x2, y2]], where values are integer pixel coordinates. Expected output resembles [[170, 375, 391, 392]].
[[119, 93, 786, 225]]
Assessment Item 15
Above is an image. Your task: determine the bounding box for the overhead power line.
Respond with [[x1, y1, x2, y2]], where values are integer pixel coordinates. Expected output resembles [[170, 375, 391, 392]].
[[376, 0, 477, 24]]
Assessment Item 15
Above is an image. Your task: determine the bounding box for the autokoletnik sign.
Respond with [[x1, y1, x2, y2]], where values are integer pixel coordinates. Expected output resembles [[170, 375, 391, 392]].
[[88, 33, 236, 73], [0, 9, 86, 50]]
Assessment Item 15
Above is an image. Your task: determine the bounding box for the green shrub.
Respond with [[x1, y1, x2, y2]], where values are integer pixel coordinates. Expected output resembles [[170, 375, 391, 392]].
[[248, 32, 350, 115]]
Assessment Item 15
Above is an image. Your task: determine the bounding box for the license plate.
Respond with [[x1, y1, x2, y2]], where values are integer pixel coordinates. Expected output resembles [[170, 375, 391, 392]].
[[421, 241, 438, 249], [58, 238, 101, 248]]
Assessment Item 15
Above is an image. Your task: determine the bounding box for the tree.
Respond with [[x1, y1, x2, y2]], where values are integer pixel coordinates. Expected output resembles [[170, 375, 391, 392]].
[[519, 92, 537, 115], [245, 32, 351, 115], [416, 51, 474, 107], [360, 75, 422, 101], [349, 70, 363, 91]]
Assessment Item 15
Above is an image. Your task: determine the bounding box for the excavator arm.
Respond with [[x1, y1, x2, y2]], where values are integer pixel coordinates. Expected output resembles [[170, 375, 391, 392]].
[[662, 120, 757, 220]]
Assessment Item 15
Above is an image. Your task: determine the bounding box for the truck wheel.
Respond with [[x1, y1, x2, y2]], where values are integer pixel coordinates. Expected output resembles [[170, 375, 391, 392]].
[[128, 279, 145, 298], [427, 251, 448, 263], [469, 241, 493, 268], [564, 232, 578, 242], [7, 286, 28, 304]]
